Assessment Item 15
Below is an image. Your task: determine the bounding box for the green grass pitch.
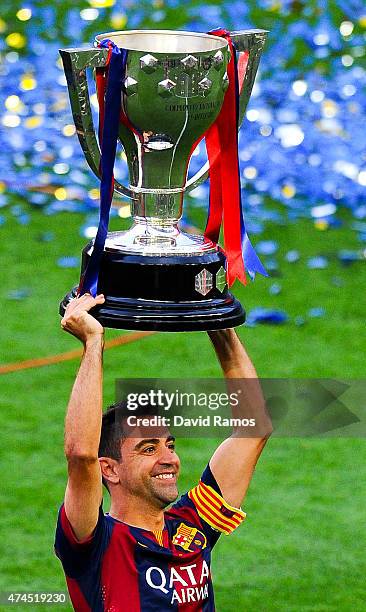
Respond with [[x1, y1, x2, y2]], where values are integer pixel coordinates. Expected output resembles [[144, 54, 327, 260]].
[[0, 204, 365, 611]]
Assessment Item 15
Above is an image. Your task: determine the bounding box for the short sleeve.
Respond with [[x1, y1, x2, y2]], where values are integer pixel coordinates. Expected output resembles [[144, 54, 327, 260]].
[[54, 503, 112, 578], [169, 464, 246, 549], [188, 464, 246, 535]]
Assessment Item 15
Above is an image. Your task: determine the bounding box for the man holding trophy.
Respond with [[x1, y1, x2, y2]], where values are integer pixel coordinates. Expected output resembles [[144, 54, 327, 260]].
[[55, 293, 272, 610], [55, 27, 271, 610]]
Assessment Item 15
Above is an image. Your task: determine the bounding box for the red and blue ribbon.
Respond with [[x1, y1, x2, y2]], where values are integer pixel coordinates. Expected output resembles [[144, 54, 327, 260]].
[[205, 28, 267, 286], [79, 32, 265, 296], [78, 40, 128, 297]]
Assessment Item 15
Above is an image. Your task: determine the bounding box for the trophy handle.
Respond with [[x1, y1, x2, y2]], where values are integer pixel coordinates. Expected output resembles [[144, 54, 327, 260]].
[[185, 29, 268, 194], [59, 47, 133, 199]]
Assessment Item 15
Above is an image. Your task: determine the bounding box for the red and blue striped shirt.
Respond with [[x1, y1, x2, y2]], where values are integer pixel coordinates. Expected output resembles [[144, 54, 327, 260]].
[[55, 465, 246, 611]]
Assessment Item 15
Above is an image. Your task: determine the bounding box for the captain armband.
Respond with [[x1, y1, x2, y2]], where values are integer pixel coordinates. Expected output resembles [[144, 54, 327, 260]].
[[188, 481, 246, 535]]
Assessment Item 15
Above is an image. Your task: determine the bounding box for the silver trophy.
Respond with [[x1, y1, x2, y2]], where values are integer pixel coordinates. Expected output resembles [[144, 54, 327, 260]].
[[59, 29, 267, 331]]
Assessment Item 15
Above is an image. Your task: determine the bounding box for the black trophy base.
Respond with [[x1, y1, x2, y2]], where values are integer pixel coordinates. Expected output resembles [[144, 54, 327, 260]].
[[59, 246, 245, 332]]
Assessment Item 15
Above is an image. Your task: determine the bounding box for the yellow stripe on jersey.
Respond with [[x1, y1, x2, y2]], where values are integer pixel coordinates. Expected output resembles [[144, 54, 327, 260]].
[[152, 530, 164, 546], [188, 481, 246, 535], [189, 487, 240, 535]]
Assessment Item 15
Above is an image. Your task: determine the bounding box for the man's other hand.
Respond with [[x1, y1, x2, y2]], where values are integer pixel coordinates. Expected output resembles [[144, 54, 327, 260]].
[[61, 293, 105, 344]]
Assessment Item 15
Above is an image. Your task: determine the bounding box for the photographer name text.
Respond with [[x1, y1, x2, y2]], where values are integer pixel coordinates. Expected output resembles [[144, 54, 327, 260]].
[[126, 415, 256, 428]]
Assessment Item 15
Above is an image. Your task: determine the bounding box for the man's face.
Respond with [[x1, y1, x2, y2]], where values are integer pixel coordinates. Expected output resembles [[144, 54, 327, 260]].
[[115, 426, 180, 508]]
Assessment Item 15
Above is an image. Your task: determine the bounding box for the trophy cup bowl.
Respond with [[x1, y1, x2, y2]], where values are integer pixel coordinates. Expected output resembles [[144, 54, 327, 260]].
[[59, 29, 268, 331]]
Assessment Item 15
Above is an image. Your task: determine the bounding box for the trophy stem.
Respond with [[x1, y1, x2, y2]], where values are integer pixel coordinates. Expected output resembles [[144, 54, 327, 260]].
[[130, 186, 185, 224], [103, 220, 217, 255]]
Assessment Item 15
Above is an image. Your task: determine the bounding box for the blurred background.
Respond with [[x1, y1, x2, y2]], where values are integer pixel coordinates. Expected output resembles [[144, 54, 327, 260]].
[[0, 1, 365, 610]]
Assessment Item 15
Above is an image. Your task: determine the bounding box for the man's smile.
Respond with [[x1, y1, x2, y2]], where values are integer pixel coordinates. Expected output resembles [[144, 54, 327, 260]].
[[152, 472, 177, 482]]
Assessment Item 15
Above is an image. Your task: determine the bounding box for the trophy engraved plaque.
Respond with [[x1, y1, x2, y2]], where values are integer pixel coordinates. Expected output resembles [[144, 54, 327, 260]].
[[59, 29, 268, 331]]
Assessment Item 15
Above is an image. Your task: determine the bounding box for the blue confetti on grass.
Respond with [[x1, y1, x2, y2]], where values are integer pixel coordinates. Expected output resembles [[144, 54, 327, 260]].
[[337, 250, 361, 265], [247, 307, 289, 326], [294, 316, 306, 326], [57, 256, 80, 268], [7, 288, 32, 300], [307, 256, 329, 269], [285, 250, 300, 263], [17, 213, 31, 225], [256, 240, 279, 256], [308, 307, 326, 318], [264, 259, 280, 274], [269, 283, 282, 295], [37, 231, 55, 242], [331, 276, 344, 287]]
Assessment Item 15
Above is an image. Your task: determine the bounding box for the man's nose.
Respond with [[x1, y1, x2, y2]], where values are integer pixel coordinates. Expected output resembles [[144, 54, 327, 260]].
[[158, 447, 177, 465]]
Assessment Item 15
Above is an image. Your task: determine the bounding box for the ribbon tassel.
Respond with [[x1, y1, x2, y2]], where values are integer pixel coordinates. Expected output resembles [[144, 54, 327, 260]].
[[205, 28, 267, 286], [78, 41, 128, 297], [79, 32, 266, 298]]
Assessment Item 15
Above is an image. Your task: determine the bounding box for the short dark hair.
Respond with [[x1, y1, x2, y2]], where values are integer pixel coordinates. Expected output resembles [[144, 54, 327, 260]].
[[98, 402, 125, 462], [98, 401, 161, 492], [98, 400, 161, 460]]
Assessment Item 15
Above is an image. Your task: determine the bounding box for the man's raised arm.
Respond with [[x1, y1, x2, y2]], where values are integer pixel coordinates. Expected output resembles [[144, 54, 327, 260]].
[[207, 329, 272, 508], [61, 293, 105, 540]]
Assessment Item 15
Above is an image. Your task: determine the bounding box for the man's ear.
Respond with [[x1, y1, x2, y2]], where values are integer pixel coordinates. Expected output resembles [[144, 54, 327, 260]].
[[99, 457, 120, 486]]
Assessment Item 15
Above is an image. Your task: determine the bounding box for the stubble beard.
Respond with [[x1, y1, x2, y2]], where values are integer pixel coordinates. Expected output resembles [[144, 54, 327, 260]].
[[149, 478, 179, 508]]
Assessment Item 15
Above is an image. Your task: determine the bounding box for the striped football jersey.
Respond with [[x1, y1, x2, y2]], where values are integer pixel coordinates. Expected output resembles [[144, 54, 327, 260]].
[[55, 464, 246, 611]]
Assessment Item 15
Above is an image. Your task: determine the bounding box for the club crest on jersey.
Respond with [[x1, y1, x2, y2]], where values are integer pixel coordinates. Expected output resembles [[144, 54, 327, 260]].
[[172, 522, 207, 552]]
